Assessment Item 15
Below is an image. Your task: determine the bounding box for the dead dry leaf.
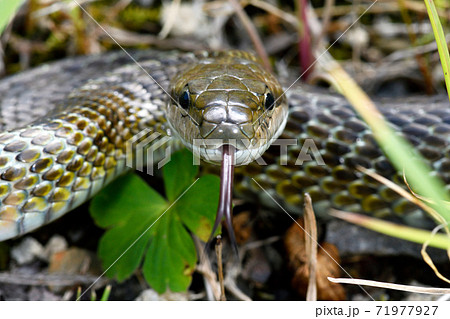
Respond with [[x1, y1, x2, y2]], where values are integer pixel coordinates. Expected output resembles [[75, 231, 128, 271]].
[[284, 219, 346, 300], [232, 211, 253, 245]]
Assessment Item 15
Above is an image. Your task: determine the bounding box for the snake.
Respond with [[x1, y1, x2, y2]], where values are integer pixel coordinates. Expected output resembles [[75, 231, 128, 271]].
[[0, 49, 449, 242]]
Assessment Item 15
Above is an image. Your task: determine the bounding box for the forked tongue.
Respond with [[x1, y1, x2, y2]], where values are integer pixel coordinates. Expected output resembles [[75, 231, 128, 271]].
[[209, 144, 238, 256]]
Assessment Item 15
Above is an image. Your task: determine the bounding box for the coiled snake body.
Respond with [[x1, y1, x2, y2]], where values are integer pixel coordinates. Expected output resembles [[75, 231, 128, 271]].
[[0, 50, 449, 241]]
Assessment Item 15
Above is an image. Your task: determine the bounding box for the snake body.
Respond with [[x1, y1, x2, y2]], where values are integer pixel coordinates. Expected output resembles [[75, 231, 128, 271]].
[[0, 50, 449, 241]]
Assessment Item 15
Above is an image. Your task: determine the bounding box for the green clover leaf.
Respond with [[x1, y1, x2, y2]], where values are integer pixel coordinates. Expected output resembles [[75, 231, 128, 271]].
[[90, 149, 220, 293]]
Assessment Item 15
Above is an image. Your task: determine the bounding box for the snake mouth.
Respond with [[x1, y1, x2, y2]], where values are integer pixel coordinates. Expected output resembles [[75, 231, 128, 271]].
[[187, 113, 289, 166], [194, 121, 261, 165], [190, 140, 265, 166]]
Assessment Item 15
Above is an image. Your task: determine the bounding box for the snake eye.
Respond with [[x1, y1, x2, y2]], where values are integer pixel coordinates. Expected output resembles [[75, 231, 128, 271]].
[[264, 91, 275, 111], [179, 88, 190, 110]]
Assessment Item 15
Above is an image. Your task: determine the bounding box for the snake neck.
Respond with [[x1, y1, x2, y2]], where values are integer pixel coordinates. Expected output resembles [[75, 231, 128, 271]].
[[0, 59, 186, 239]]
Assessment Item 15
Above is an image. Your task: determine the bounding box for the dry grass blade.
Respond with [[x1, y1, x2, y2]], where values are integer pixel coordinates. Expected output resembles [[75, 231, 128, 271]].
[[193, 236, 221, 301], [357, 166, 449, 230], [315, 0, 335, 47], [328, 277, 450, 295], [228, 0, 271, 71], [158, 0, 181, 39], [402, 173, 450, 217], [303, 193, 317, 301], [421, 224, 450, 284]]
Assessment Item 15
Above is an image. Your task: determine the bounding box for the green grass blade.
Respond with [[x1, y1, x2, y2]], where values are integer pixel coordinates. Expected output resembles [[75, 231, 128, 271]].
[[320, 54, 450, 224], [424, 0, 450, 101], [0, 0, 25, 35], [331, 210, 450, 250], [100, 285, 112, 301]]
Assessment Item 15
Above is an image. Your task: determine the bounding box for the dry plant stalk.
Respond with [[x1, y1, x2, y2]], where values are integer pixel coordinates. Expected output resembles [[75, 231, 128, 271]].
[[215, 236, 226, 301], [228, 0, 271, 71], [303, 193, 318, 301]]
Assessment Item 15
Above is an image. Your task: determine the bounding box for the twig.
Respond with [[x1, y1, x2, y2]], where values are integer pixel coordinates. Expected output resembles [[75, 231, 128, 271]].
[[315, 0, 335, 47], [242, 235, 280, 251], [32, 0, 97, 18], [193, 236, 221, 301], [384, 33, 450, 61], [215, 236, 226, 301], [224, 262, 252, 301], [99, 25, 206, 51], [0, 272, 107, 287]]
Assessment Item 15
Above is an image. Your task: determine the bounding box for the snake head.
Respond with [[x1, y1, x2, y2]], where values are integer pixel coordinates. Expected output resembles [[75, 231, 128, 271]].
[[166, 51, 288, 166]]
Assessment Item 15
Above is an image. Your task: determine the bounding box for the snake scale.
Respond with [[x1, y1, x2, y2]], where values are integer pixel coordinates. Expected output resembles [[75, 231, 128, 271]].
[[0, 49, 449, 242]]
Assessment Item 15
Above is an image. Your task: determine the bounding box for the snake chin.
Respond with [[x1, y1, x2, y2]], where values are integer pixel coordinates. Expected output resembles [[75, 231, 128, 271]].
[[190, 142, 266, 166]]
